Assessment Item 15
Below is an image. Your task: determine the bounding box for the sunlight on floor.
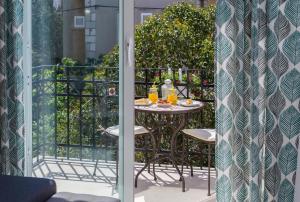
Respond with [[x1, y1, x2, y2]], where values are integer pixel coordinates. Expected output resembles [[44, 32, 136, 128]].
[[134, 164, 216, 202], [33, 160, 216, 202]]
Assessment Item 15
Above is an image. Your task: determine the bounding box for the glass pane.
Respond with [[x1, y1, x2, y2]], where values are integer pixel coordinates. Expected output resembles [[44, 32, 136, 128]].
[[31, 0, 122, 199], [133, 1, 216, 202]]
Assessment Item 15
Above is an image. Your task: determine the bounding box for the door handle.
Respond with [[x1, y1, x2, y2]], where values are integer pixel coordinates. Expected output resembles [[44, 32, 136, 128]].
[[127, 38, 134, 67]]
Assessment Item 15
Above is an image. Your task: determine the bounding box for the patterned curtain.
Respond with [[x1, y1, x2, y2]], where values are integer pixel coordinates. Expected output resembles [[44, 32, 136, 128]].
[[0, 0, 25, 175], [215, 0, 300, 201]]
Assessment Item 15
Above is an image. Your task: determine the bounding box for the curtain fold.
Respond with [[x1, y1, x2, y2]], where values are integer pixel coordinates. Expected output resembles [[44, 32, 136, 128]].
[[0, 0, 25, 176], [215, 0, 300, 201]]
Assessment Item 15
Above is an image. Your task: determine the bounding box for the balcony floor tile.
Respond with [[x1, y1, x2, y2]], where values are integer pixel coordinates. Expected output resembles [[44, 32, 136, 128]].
[[33, 159, 215, 202]]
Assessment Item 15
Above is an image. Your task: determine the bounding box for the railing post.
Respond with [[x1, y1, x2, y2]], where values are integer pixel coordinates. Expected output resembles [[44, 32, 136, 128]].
[[36, 70, 41, 162], [200, 68, 205, 128], [79, 66, 83, 161], [42, 69, 46, 160], [104, 68, 108, 163], [186, 70, 190, 99], [54, 65, 58, 159], [145, 69, 148, 96], [172, 69, 176, 85], [92, 67, 96, 161], [67, 66, 70, 160], [159, 69, 162, 84]]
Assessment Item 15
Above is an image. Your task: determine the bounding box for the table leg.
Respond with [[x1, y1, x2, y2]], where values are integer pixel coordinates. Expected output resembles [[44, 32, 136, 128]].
[[135, 112, 159, 182], [151, 130, 157, 181], [186, 138, 194, 177], [171, 132, 185, 192], [135, 132, 157, 188], [135, 111, 189, 192], [170, 114, 186, 192], [181, 135, 185, 175], [145, 136, 151, 173], [135, 158, 151, 188]]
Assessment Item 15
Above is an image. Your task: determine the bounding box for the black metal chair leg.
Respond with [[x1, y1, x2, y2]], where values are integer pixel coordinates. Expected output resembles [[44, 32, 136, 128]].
[[190, 161, 194, 177], [93, 149, 99, 176], [200, 144, 204, 170], [93, 159, 98, 176], [183, 136, 194, 177], [181, 135, 185, 175], [186, 138, 189, 169], [153, 162, 157, 181], [187, 137, 194, 177]]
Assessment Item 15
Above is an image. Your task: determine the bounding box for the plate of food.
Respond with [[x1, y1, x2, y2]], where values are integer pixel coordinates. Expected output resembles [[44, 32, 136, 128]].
[[179, 99, 202, 107], [135, 98, 152, 106], [157, 99, 172, 108]]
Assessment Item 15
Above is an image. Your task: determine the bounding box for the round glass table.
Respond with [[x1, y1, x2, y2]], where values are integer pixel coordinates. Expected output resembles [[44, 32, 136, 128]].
[[134, 102, 204, 192]]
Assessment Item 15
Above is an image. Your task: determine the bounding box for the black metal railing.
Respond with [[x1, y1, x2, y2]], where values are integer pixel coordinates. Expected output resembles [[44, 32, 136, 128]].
[[32, 65, 214, 166]]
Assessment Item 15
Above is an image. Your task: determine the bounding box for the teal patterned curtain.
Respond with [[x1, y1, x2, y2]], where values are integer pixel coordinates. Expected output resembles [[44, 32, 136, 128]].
[[0, 0, 25, 175], [215, 0, 300, 201]]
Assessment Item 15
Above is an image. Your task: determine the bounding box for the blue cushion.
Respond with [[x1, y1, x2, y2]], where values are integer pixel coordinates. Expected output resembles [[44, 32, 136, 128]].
[[0, 175, 56, 202]]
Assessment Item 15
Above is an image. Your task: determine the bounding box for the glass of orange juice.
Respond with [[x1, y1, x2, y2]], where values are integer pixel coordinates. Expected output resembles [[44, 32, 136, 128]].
[[148, 86, 158, 104], [167, 88, 177, 105]]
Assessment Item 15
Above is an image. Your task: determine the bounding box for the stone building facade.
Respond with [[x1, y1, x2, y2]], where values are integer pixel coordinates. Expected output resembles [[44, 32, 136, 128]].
[[62, 0, 216, 64]]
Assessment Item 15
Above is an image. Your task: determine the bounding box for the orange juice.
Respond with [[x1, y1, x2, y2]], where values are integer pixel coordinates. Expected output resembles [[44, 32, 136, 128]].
[[148, 86, 158, 104], [167, 94, 177, 105], [149, 93, 158, 103], [167, 88, 177, 105]]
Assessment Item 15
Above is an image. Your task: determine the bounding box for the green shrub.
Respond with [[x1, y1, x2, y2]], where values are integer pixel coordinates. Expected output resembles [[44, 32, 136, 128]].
[[101, 3, 215, 71]]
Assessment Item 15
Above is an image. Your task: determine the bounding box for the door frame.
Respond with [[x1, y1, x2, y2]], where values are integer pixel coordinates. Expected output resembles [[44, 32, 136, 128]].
[[23, 0, 135, 201], [119, 0, 135, 201], [23, 0, 33, 177]]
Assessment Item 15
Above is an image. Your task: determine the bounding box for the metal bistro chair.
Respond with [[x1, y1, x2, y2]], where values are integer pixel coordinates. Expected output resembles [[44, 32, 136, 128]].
[[93, 125, 150, 185], [181, 128, 216, 196]]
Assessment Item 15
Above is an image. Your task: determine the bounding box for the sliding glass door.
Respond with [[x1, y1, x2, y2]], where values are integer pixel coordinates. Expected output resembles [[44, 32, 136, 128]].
[[24, 0, 134, 201]]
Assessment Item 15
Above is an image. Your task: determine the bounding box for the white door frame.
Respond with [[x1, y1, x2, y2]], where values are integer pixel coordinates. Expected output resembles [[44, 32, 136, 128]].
[[119, 0, 135, 201], [23, 0, 33, 177], [23, 0, 135, 201]]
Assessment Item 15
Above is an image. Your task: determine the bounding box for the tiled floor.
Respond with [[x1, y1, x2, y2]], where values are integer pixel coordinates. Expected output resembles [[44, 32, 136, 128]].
[[33, 159, 216, 202]]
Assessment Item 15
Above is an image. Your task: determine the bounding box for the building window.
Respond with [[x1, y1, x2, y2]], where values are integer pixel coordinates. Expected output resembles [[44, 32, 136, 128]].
[[141, 13, 153, 23], [74, 16, 85, 28]]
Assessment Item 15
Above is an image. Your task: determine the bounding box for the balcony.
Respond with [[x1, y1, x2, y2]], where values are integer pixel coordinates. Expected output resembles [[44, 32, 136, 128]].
[[32, 65, 216, 202]]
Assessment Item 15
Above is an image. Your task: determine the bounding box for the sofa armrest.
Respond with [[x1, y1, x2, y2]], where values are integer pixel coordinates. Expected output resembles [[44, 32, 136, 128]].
[[0, 175, 56, 202], [47, 192, 121, 202]]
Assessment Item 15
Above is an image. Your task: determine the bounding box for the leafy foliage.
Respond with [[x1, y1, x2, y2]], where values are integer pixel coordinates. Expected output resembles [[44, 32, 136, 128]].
[[101, 3, 215, 70]]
